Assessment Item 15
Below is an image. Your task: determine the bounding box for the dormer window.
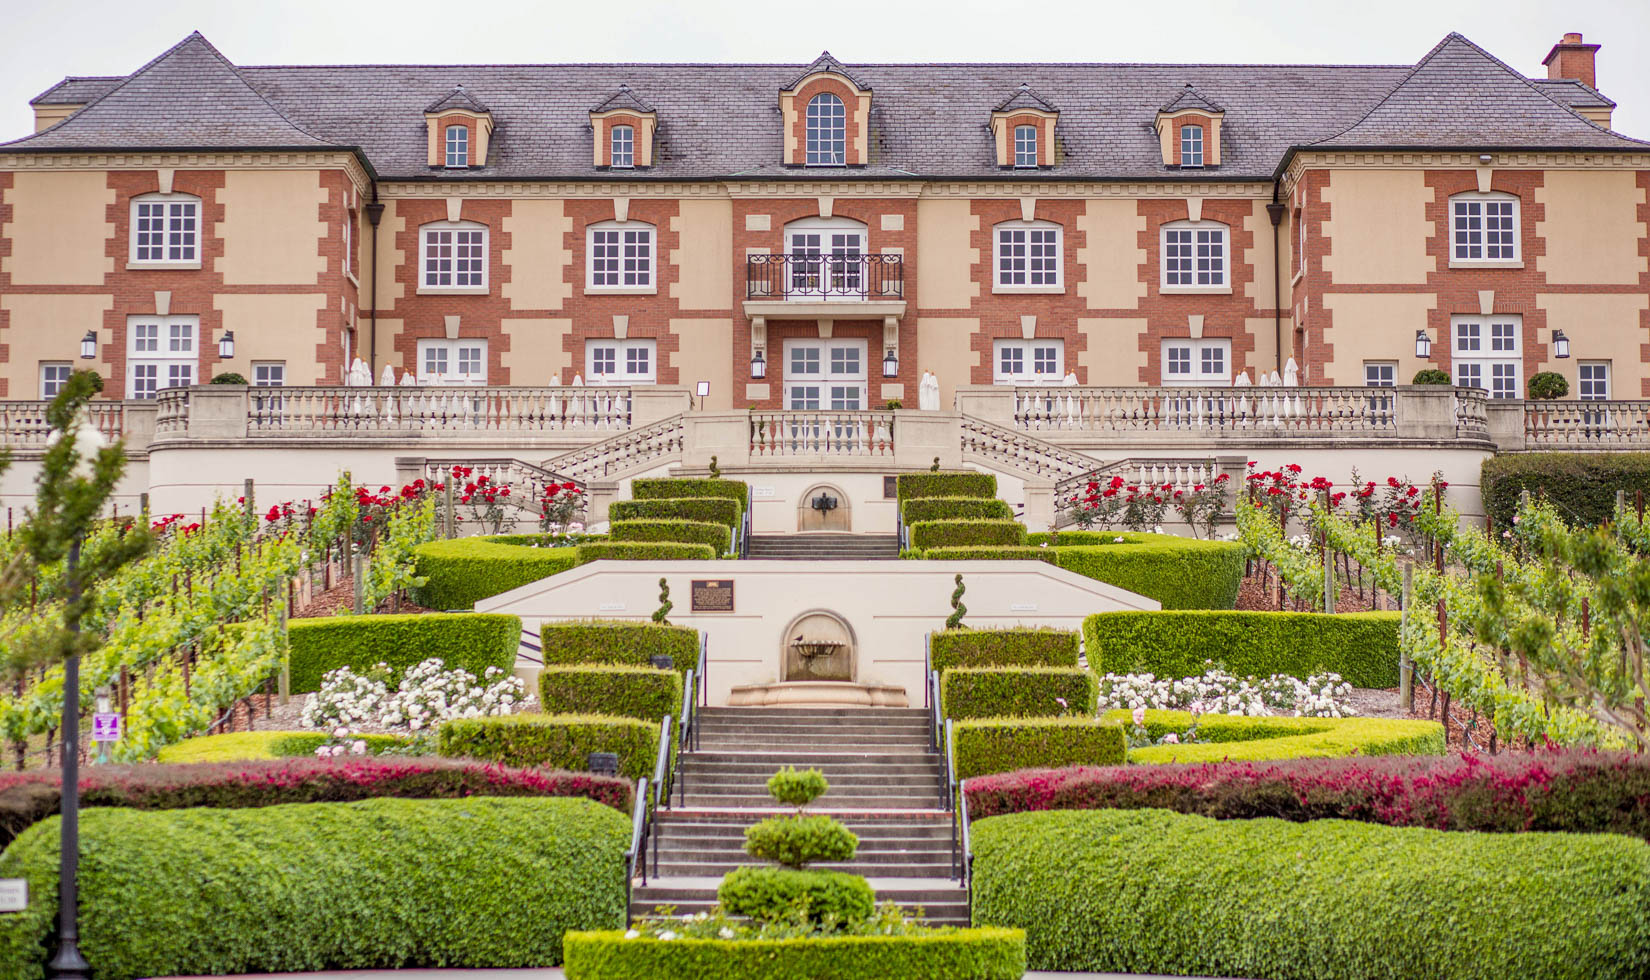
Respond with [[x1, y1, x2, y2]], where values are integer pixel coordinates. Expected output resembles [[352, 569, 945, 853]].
[[1154, 83, 1224, 168], [589, 86, 658, 169], [1014, 125, 1038, 168], [1180, 125, 1204, 168], [989, 83, 1058, 169], [445, 125, 469, 168], [611, 125, 635, 169], [806, 94, 846, 166]]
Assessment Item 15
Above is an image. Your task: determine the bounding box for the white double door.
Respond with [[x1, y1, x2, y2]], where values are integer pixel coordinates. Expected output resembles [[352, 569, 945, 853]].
[[784, 339, 867, 410]]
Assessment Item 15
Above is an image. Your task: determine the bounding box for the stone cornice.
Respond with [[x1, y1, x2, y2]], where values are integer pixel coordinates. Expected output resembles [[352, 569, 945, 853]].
[[0, 150, 372, 190], [1280, 149, 1650, 192], [379, 179, 1273, 200], [919, 181, 1269, 199], [379, 181, 734, 199]]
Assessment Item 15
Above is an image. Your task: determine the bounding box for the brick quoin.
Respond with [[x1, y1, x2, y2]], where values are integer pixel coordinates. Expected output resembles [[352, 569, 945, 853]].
[[0, 171, 12, 396], [559, 198, 687, 386]]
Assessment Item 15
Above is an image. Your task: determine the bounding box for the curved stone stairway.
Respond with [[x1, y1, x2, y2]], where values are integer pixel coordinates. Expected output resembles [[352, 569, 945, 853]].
[[631, 706, 969, 925]]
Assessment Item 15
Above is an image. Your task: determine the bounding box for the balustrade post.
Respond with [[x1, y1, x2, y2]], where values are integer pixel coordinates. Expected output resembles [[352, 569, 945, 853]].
[[182, 384, 250, 439]]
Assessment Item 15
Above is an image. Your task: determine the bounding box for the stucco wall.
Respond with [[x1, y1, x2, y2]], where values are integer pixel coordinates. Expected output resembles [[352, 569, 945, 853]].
[[1, 171, 113, 285], [1322, 170, 1436, 285], [1535, 170, 1648, 285], [215, 170, 328, 285]]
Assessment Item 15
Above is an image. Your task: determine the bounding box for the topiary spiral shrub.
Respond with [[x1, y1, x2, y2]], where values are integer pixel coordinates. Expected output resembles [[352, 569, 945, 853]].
[[716, 767, 869, 926]]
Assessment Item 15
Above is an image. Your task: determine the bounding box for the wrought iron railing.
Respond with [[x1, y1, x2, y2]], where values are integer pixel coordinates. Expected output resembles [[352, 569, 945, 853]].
[[745, 253, 904, 301]]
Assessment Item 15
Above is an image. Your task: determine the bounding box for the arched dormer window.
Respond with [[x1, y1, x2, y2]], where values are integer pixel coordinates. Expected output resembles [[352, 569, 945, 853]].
[[444, 125, 469, 167], [806, 94, 846, 166], [130, 192, 200, 265], [1180, 124, 1204, 168], [419, 219, 488, 291], [1449, 191, 1520, 265], [994, 219, 1063, 291], [610, 125, 635, 169], [1160, 219, 1228, 291], [586, 219, 656, 291]]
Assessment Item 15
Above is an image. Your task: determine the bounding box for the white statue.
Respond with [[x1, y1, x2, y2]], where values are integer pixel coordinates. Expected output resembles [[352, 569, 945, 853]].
[[1283, 357, 1300, 387], [918, 370, 940, 411], [549, 373, 561, 387], [379, 364, 395, 386], [1062, 372, 1079, 386]]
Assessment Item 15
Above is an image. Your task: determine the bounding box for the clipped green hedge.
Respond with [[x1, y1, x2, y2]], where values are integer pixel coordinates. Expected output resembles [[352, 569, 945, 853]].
[[1051, 538, 1243, 609], [942, 668, 1097, 720], [919, 546, 1048, 562], [610, 497, 741, 530], [287, 612, 520, 694], [1110, 710, 1446, 764], [0, 797, 628, 979], [717, 867, 874, 924], [930, 628, 1079, 673], [563, 929, 1027, 980], [538, 666, 682, 722], [954, 718, 1126, 781], [1084, 610, 1400, 688], [438, 714, 660, 780], [973, 808, 1650, 979], [412, 537, 582, 609], [896, 472, 997, 502], [633, 478, 750, 509], [576, 541, 717, 562], [902, 497, 1015, 523], [909, 519, 1027, 550], [155, 731, 407, 764], [1481, 452, 1650, 528], [540, 620, 700, 674], [610, 519, 730, 557]]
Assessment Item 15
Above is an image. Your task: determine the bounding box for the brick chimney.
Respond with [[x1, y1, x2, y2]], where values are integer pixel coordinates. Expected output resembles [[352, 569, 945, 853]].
[[1543, 32, 1601, 90]]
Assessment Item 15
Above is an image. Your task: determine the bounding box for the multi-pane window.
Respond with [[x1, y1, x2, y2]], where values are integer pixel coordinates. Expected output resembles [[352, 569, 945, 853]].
[[588, 223, 654, 289], [993, 340, 1064, 384], [1453, 316, 1521, 399], [1180, 124, 1204, 167], [417, 339, 487, 384], [1363, 362, 1397, 387], [1014, 125, 1038, 168], [421, 222, 487, 289], [1578, 362, 1610, 400], [130, 194, 199, 263], [586, 339, 656, 384], [1161, 339, 1229, 384], [39, 362, 72, 399], [1162, 222, 1227, 288], [784, 340, 865, 410], [805, 93, 846, 166], [127, 316, 197, 399], [995, 222, 1061, 288], [786, 222, 866, 297], [252, 362, 285, 387], [1451, 194, 1519, 262], [610, 125, 635, 168], [445, 125, 469, 168]]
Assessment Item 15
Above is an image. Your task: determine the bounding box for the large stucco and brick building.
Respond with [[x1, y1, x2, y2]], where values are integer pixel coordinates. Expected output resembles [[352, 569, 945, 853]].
[[1, 30, 1646, 410]]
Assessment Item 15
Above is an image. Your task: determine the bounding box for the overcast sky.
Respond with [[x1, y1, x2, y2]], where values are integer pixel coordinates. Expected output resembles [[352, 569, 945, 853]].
[[3, 0, 1646, 142]]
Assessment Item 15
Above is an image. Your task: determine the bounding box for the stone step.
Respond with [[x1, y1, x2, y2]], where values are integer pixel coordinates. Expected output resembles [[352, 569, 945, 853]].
[[679, 776, 944, 793], [681, 793, 941, 809], [680, 761, 943, 776], [658, 818, 952, 837], [655, 859, 955, 878], [682, 751, 939, 766], [654, 833, 954, 852], [694, 718, 932, 732], [631, 878, 970, 925], [698, 707, 929, 720]]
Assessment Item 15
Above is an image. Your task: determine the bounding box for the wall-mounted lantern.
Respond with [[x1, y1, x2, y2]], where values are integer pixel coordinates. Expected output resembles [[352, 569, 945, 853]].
[[1414, 329, 1432, 360], [750, 349, 766, 380], [1551, 330, 1571, 359], [810, 493, 838, 512], [882, 348, 899, 378], [218, 330, 236, 360], [80, 331, 97, 359]]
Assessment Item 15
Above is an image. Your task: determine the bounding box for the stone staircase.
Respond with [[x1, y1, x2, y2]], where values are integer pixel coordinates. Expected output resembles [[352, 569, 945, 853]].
[[631, 706, 969, 925], [745, 533, 901, 560]]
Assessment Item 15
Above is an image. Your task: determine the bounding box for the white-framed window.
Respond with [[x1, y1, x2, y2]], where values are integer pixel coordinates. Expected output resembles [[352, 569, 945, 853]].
[[610, 125, 635, 168], [805, 93, 846, 166], [252, 361, 285, 387], [344, 209, 355, 281], [420, 221, 487, 290], [445, 125, 469, 168], [994, 220, 1062, 290], [130, 193, 199, 265], [126, 315, 197, 399], [1294, 208, 1306, 281], [1013, 125, 1038, 168], [1452, 315, 1521, 399], [587, 221, 655, 290], [1161, 338, 1230, 385], [417, 339, 487, 385], [1363, 361, 1397, 387], [586, 338, 656, 384], [993, 339, 1064, 384], [1578, 361, 1610, 400], [39, 362, 72, 399], [785, 217, 867, 299], [1180, 124, 1204, 168], [1161, 221, 1227, 290], [1450, 193, 1519, 264], [784, 338, 865, 409]]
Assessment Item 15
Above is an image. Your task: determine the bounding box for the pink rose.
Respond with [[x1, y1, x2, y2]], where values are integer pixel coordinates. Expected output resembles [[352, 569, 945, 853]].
[[1163, 733, 1180, 744], [1132, 706, 1146, 726]]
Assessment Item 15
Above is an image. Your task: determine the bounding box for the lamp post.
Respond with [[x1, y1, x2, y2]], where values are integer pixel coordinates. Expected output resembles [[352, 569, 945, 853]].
[[46, 538, 88, 980]]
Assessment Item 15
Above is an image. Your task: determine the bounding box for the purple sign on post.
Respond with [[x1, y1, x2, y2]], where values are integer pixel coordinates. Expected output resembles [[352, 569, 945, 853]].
[[92, 712, 121, 743]]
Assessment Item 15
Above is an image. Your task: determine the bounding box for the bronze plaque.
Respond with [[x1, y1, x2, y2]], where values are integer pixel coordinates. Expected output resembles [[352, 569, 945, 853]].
[[691, 579, 734, 612], [883, 475, 898, 499]]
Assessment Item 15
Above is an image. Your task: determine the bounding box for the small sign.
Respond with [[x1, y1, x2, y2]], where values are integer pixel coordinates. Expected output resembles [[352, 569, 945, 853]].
[[752, 486, 776, 499], [0, 879, 27, 914], [598, 602, 627, 612], [1010, 602, 1039, 612], [883, 476, 898, 499], [92, 712, 121, 743], [691, 579, 735, 613]]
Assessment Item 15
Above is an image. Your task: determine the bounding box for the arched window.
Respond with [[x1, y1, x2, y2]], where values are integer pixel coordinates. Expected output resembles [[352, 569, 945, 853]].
[[1449, 191, 1520, 263], [784, 216, 867, 297], [129, 192, 200, 264], [1180, 124, 1204, 168], [586, 220, 656, 290], [610, 124, 635, 168], [1014, 125, 1038, 168], [420, 219, 488, 290], [1160, 219, 1228, 290], [805, 93, 846, 166], [444, 124, 469, 168]]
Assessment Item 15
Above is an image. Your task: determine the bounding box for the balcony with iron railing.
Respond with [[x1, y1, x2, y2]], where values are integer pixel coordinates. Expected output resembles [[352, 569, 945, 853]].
[[743, 253, 906, 320]]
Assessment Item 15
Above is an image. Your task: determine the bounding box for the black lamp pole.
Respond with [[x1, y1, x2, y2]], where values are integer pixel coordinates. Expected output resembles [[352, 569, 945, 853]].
[[47, 537, 88, 980]]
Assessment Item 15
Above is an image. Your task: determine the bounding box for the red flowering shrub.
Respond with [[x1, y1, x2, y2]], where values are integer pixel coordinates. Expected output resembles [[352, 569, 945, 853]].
[[964, 750, 1650, 838]]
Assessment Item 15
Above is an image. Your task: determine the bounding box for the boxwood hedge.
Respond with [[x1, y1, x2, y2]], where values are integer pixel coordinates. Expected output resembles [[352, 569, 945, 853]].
[[610, 519, 730, 556], [537, 665, 683, 722], [942, 667, 1097, 720], [575, 541, 717, 562], [924, 534, 1244, 609], [909, 519, 1027, 550], [1110, 710, 1445, 763], [412, 536, 582, 609], [901, 497, 1015, 523], [562, 928, 1027, 980], [919, 546, 1047, 561], [0, 797, 629, 979], [1482, 452, 1650, 528], [954, 718, 1126, 780], [287, 612, 520, 693], [896, 471, 997, 502], [540, 620, 700, 673], [437, 713, 660, 779], [154, 731, 407, 764], [972, 808, 1650, 979], [1084, 610, 1401, 687], [930, 628, 1079, 673], [609, 497, 741, 529], [633, 478, 750, 509]]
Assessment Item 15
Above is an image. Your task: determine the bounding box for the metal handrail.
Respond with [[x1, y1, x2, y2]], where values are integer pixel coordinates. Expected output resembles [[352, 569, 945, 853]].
[[958, 776, 975, 901], [928, 670, 942, 749], [740, 507, 752, 559], [922, 633, 932, 708], [625, 776, 649, 906], [649, 715, 672, 880], [699, 632, 709, 710], [745, 252, 905, 301], [943, 717, 957, 814], [674, 668, 697, 806]]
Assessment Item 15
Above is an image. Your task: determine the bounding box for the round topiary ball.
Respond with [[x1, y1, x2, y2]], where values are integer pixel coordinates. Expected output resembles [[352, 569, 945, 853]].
[[1527, 371, 1569, 399], [717, 867, 875, 926], [1412, 369, 1451, 385], [211, 372, 249, 385], [744, 813, 858, 868], [767, 766, 828, 808]]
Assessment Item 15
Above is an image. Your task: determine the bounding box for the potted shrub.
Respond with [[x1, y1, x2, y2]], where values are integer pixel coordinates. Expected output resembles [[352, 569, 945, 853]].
[[1411, 369, 1451, 385]]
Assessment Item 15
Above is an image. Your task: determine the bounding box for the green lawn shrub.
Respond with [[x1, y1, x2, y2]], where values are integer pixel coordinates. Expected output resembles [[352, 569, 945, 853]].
[[1084, 610, 1400, 687], [437, 714, 660, 780], [942, 668, 1097, 720], [632, 478, 750, 509], [930, 628, 1079, 673], [1481, 452, 1650, 529], [767, 767, 828, 808], [0, 797, 629, 979], [744, 814, 858, 867], [287, 612, 520, 693], [575, 541, 717, 562], [901, 497, 1014, 523], [1050, 538, 1243, 609], [412, 536, 581, 608], [972, 808, 1650, 979], [717, 867, 874, 925], [562, 928, 1028, 980], [539, 620, 700, 674], [896, 472, 997, 502], [916, 546, 1047, 561], [954, 718, 1126, 780], [909, 519, 1026, 550], [609, 497, 741, 529], [1111, 710, 1445, 763], [610, 519, 730, 557], [154, 731, 406, 764], [537, 666, 682, 722]]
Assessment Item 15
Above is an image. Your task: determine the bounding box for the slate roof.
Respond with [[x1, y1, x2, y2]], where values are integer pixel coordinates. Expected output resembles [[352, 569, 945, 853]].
[[591, 85, 656, 114], [7, 31, 1645, 183], [1159, 82, 1224, 114], [1532, 78, 1616, 110], [29, 76, 123, 104], [994, 83, 1059, 114], [784, 51, 870, 92], [424, 84, 490, 114]]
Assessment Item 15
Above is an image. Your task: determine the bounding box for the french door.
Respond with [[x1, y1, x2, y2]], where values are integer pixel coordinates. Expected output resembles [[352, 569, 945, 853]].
[[787, 229, 865, 299]]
